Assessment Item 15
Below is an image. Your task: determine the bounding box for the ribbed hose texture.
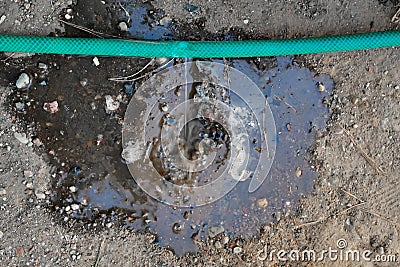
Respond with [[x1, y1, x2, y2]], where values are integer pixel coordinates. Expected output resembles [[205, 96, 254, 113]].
[[1, 31, 400, 58]]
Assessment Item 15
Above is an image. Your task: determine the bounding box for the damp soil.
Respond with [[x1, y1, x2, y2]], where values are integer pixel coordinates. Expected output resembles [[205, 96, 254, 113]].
[[4, 0, 333, 257], [5, 53, 333, 256]]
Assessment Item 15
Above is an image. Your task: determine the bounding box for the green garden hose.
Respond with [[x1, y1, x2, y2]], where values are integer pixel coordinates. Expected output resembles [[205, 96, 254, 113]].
[[1, 30, 400, 58]]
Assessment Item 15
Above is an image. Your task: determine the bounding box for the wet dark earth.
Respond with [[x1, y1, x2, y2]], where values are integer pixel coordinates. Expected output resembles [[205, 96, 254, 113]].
[[2, 0, 334, 256]]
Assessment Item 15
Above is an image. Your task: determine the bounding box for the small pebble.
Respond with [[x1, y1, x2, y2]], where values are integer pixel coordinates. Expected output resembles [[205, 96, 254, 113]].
[[69, 186, 77, 193], [64, 14, 72, 20], [43, 101, 59, 114], [35, 191, 46, 200], [160, 102, 169, 112], [70, 204, 80, 211], [172, 223, 182, 234], [80, 78, 88, 87], [159, 16, 172, 26], [38, 63, 48, 70], [24, 170, 33, 178], [257, 198, 268, 208], [317, 82, 326, 92], [208, 225, 224, 238], [0, 15, 6, 24], [185, 4, 199, 12], [0, 231, 3, 239], [15, 102, 25, 111], [93, 57, 100, 66], [243, 19, 249, 24], [233, 247, 243, 254], [296, 167, 302, 177], [105, 95, 120, 113], [118, 22, 128, 32], [0, 188, 6, 195], [16, 73, 31, 89], [215, 241, 222, 249], [14, 132, 30, 144]]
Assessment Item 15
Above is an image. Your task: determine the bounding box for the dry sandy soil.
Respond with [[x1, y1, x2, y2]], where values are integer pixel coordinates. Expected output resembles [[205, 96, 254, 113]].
[[0, 0, 400, 266]]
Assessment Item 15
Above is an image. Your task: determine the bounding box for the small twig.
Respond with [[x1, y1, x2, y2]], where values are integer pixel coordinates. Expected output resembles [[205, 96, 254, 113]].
[[339, 124, 386, 177], [109, 58, 155, 81], [94, 237, 106, 267], [360, 208, 398, 226], [263, 97, 271, 159], [340, 188, 365, 203], [295, 202, 365, 229], [391, 5, 400, 23], [274, 95, 297, 112], [59, 20, 118, 38], [119, 2, 131, 23], [1, 53, 16, 62], [108, 73, 149, 82]]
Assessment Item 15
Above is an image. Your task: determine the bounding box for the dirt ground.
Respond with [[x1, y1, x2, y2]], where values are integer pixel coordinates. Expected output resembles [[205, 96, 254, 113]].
[[0, 0, 400, 266]]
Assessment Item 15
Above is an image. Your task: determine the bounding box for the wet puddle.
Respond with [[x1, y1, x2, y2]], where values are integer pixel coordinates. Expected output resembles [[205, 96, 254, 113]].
[[5, 0, 333, 256]]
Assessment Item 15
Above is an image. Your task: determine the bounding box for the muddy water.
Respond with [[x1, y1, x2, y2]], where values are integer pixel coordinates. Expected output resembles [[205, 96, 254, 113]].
[[8, 55, 332, 256]]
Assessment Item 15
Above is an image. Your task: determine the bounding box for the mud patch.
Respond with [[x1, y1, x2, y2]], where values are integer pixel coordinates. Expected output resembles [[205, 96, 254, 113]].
[[5, 54, 333, 255]]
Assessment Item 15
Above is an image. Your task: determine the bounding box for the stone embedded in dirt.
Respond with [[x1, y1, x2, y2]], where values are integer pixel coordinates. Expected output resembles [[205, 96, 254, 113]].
[[0, 188, 6, 196], [0, 231, 3, 239], [93, 57, 100, 66], [34, 190, 46, 200], [185, 4, 199, 12], [105, 95, 120, 113], [23, 170, 33, 178], [71, 204, 80, 211], [15, 246, 24, 257], [118, 21, 128, 31], [159, 16, 172, 26], [69, 186, 77, 193], [233, 247, 243, 254], [14, 132, 30, 144], [15, 102, 25, 111], [257, 198, 269, 208], [15, 73, 31, 90], [43, 101, 59, 114], [208, 225, 225, 238], [0, 15, 6, 24]]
